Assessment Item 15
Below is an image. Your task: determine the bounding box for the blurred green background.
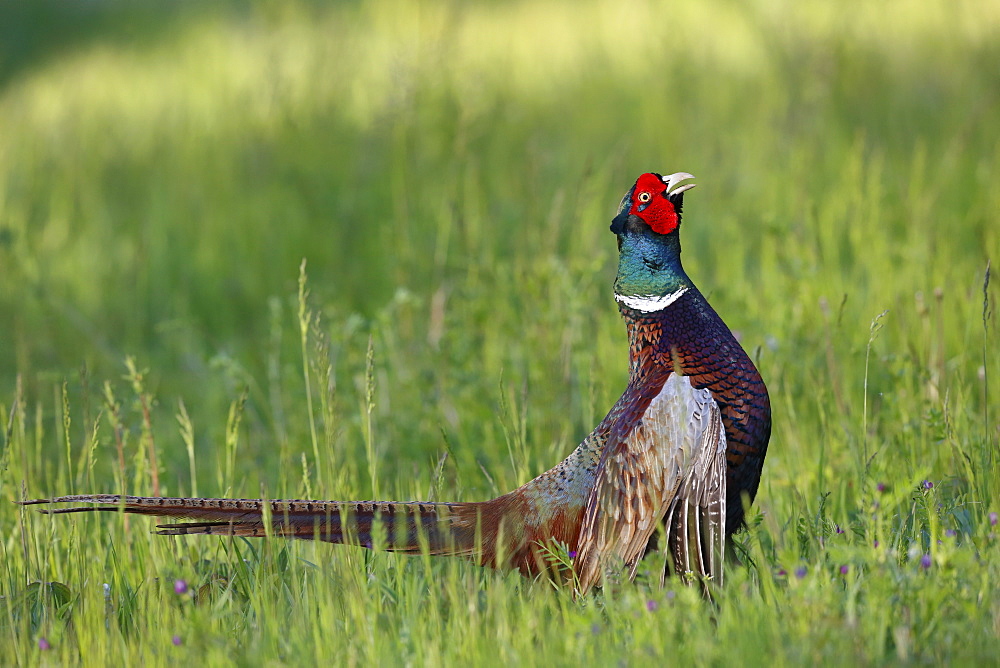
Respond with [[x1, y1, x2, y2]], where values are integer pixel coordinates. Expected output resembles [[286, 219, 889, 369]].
[[3, 0, 998, 495], [2, 0, 999, 663], [1, 0, 997, 498]]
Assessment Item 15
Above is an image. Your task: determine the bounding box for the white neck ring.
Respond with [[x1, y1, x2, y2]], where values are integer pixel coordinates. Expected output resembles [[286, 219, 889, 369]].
[[615, 287, 688, 313]]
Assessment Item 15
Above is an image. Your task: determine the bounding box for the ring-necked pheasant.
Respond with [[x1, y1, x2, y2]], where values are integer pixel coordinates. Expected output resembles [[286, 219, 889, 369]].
[[21, 172, 771, 594]]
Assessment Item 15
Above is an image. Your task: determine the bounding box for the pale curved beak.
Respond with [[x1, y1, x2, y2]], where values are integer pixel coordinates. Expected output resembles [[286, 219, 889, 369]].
[[661, 172, 696, 197]]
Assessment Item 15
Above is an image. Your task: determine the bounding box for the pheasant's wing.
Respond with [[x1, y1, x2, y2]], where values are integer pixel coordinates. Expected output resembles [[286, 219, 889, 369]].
[[662, 404, 726, 585], [574, 372, 727, 594]]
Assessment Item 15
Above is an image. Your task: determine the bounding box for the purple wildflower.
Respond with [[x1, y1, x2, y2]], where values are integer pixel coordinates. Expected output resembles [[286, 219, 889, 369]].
[[38, 638, 50, 651], [834, 524, 845, 535], [172, 635, 183, 646], [839, 565, 849, 575], [795, 566, 808, 579], [920, 554, 932, 570], [568, 550, 577, 559], [945, 529, 957, 538], [873, 540, 880, 548], [591, 624, 601, 635], [776, 568, 787, 577], [174, 579, 188, 595], [646, 599, 659, 612], [665, 590, 676, 600], [922, 480, 934, 490], [990, 512, 998, 527], [876, 483, 886, 493]]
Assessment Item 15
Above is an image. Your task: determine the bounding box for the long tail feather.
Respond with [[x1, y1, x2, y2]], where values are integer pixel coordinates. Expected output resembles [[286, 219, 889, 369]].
[[19, 495, 485, 556]]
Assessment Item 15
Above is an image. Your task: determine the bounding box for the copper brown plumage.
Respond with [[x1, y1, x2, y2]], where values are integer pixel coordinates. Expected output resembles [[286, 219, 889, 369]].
[[19, 172, 770, 595]]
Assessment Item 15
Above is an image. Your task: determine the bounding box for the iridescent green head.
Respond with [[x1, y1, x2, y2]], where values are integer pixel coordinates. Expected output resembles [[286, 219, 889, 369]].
[[610, 173, 696, 312]]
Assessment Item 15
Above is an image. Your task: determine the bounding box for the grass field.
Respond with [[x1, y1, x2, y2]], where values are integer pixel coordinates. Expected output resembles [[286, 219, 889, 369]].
[[1, 0, 999, 664]]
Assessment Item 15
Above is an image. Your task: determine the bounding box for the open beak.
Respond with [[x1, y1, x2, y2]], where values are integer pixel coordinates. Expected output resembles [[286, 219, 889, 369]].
[[661, 172, 696, 198]]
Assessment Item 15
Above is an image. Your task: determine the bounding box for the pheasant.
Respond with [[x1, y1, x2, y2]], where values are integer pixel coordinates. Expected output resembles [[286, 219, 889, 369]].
[[21, 172, 771, 594]]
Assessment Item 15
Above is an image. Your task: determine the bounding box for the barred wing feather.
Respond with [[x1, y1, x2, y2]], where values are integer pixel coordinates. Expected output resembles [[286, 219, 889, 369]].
[[574, 373, 727, 594]]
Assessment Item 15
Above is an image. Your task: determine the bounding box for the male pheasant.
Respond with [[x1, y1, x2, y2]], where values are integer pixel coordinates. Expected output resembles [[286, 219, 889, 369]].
[[21, 172, 771, 594]]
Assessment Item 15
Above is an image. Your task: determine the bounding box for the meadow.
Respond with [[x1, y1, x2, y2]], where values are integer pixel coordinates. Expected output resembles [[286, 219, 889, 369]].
[[1, 0, 998, 664]]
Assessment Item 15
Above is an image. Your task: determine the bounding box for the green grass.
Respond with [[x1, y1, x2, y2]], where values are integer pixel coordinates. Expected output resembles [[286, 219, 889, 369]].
[[2, 0, 999, 663]]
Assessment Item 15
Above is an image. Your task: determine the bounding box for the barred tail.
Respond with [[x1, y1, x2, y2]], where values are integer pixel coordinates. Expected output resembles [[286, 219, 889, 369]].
[[18, 495, 485, 557]]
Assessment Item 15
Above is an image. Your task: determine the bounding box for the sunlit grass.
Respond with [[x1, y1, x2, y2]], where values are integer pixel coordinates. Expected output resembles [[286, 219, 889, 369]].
[[1, 0, 999, 664]]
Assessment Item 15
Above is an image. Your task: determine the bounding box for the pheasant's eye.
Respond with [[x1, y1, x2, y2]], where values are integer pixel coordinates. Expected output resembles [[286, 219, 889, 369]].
[[637, 192, 651, 203]]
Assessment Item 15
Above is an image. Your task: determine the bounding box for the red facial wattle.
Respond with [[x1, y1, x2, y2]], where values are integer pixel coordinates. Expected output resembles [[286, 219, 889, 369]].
[[628, 172, 679, 235]]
